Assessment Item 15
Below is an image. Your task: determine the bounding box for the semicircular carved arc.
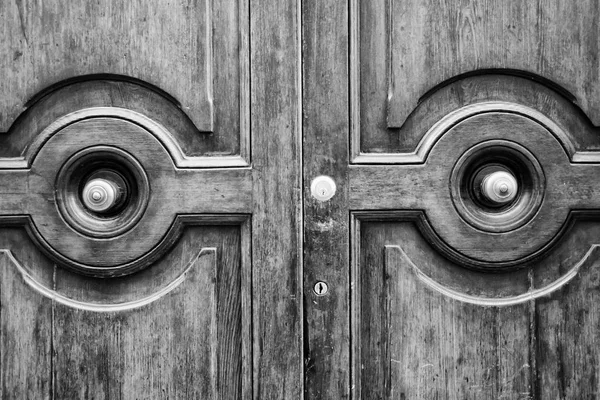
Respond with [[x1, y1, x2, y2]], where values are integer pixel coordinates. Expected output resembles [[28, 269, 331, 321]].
[[2, 77, 249, 168], [386, 244, 596, 306], [354, 73, 600, 165], [0, 247, 216, 311]]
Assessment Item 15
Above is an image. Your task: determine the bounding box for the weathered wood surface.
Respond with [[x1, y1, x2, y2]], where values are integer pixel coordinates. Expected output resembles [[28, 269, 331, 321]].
[[354, 221, 600, 399], [354, 0, 600, 153], [1, 226, 250, 398], [0, 229, 52, 399], [1, 0, 250, 159], [362, 0, 600, 130], [3, 1, 198, 131], [302, 0, 350, 398], [0, 109, 253, 276], [250, 0, 302, 397]]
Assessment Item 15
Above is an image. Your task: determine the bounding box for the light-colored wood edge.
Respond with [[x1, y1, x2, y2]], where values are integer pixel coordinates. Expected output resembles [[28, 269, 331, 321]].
[[203, 0, 215, 133], [239, 0, 251, 165], [350, 210, 588, 271], [350, 213, 362, 400], [349, 0, 361, 161], [352, 101, 580, 165], [241, 218, 253, 399], [0, 214, 249, 278], [0, 107, 250, 170], [384, 244, 592, 306], [0, 247, 217, 311]]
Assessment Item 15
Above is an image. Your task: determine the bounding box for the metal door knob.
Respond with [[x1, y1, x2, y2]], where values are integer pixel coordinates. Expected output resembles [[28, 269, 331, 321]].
[[480, 170, 518, 205], [82, 175, 125, 213]]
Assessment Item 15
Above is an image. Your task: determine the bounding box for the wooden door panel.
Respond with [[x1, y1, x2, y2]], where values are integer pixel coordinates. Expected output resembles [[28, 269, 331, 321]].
[[353, 0, 600, 153], [0, 0, 303, 397], [1, 226, 251, 399], [343, 0, 600, 393], [0, 0, 250, 154], [353, 221, 600, 398]]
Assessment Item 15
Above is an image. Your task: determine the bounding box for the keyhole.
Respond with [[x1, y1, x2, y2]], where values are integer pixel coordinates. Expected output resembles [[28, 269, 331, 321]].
[[314, 281, 328, 296]]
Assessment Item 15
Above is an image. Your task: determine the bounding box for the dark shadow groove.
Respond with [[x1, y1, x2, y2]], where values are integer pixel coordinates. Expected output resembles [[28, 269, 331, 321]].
[[416, 68, 577, 106], [23, 73, 181, 109]]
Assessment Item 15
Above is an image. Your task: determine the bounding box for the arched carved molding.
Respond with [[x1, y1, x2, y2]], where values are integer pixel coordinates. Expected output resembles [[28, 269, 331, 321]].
[[351, 215, 600, 301], [0, 82, 252, 277], [350, 74, 600, 269], [350, 0, 600, 130], [1, 247, 217, 311], [385, 244, 592, 306], [3, 78, 249, 166], [353, 74, 600, 164]]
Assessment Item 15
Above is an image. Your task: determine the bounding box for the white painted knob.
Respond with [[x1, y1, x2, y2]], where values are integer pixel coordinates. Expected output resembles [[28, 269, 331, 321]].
[[311, 176, 336, 202], [82, 178, 121, 213], [480, 171, 518, 205]]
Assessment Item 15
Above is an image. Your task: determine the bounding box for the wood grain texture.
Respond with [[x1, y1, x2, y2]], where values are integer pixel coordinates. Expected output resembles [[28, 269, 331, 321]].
[[356, 226, 532, 399], [351, 6, 598, 156], [533, 220, 600, 399], [302, 0, 350, 397], [360, 0, 600, 129], [0, 226, 250, 398], [4, 79, 249, 165], [250, 0, 302, 397], [0, 0, 250, 134], [353, 219, 600, 398], [0, 109, 253, 275], [1, 0, 211, 131], [348, 103, 600, 269], [0, 229, 52, 399]]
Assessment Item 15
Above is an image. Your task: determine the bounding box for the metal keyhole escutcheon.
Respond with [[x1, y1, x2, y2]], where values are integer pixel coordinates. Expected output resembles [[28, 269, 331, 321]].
[[311, 176, 336, 202], [314, 281, 328, 296]]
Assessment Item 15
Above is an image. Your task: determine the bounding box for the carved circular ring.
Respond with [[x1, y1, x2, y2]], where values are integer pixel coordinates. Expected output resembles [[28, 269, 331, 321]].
[[450, 140, 545, 233], [56, 146, 150, 238]]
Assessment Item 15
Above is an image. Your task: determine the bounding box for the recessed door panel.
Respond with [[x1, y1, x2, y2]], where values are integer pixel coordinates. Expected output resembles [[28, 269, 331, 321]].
[[0, 0, 302, 398]]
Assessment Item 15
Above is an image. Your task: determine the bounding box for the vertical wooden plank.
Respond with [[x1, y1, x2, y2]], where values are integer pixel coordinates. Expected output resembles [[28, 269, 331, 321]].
[[250, 0, 302, 396], [302, 0, 350, 397], [536, 252, 600, 399], [357, 223, 533, 399], [51, 227, 245, 398], [0, 233, 52, 400]]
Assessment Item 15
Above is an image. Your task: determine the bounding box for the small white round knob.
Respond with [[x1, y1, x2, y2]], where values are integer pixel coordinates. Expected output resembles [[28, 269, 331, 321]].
[[481, 171, 518, 205], [311, 176, 336, 202], [82, 178, 120, 213]]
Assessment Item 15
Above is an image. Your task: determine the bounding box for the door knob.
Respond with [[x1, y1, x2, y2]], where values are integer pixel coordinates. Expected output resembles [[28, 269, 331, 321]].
[[81, 170, 128, 214], [480, 170, 518, 206]]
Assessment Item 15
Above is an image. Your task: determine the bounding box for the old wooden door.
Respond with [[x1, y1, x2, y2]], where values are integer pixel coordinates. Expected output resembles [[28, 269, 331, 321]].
[[3, 0, 600, 399], [303, 0, 600, 399], [0, 1, 301, 399]]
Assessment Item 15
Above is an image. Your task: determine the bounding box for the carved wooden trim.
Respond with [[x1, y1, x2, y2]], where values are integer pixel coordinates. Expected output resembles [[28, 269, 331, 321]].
[[349, 0, 361, 162], [0, 105, 253, 275], [350, 215, 598, 398], [0, 247, 217, 311], [349, 211, 598, 271], [352, 101, 577, 165], [381, 1, 600, 128], [350, 213, 363, 400], [0, 214, 250, 278], [349, 96, 600, 267], [1, 107, 250, 170], [385, 244, 590, 306], [0, 2, 220, 133]]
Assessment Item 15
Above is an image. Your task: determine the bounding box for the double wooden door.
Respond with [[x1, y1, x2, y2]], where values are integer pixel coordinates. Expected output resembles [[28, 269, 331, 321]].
[[2, 0, 600, 398]]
